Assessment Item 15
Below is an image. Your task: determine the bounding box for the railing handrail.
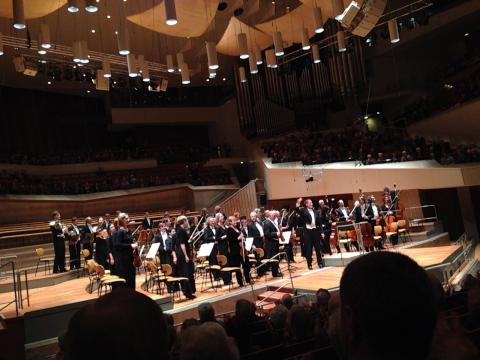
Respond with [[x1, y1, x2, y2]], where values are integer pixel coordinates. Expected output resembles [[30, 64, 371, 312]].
[[404, 204, 438, 223], [249, 251, 287, 275], [218, 179, 259, 208], [257, 281, 291, 307]]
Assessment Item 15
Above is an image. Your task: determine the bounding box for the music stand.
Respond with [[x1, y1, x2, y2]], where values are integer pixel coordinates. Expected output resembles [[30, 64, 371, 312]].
[[145, 243, 159, 260], [197, 243, 216, 292]]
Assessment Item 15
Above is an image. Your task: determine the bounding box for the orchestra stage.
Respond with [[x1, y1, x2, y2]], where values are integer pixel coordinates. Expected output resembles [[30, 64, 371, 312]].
[[0, 242, 464, 346]]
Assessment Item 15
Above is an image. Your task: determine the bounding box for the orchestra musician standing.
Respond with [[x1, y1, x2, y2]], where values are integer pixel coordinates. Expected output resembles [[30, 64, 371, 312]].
[[81, 217, 94, 260], [203, 217, 220, 280], [67, 217, 81, 270], [366, 196, 385, 250], [107, 223, 117, 275], [263, 210, 282, 277], [318, 200, 333, 256], [142, 211, 153, 230], [336, 200, 350, 222], [247, 211, 266, 277], [113, 213, 136, 289], [226, 216, 248, 286], [295, 198, 325, 270], [154, 224, 176, 266], [94, 217, 109, 268], [49, 210, 67, 273], [173, 216, 196, 300]]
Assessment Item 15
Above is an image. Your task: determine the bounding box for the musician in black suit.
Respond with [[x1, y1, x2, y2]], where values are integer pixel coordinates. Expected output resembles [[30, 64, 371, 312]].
[[226, 216, 248, 286], [142, 211, 153, 230], [366, 196, 385, 250], [247, 211, 266, 276], [173, 216, 196, 300], [263, 211, 281, 277], [81, 217, 94, 260], [94, 217, 109, 268], [295, 198, 325, 270], [49, 210, 67, 273], [336, 200, 351, 222], [67, 217, 81, 270], [318, 200, 333, 255], [154, 224, 176, 266]]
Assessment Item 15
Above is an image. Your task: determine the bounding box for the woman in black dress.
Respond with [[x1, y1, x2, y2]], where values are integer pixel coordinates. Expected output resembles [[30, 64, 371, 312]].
[[173, 216, 195, 299], [113, 213, 137, 289]]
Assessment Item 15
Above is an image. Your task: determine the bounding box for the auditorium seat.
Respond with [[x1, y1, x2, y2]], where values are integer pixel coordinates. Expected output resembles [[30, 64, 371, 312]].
[[240, 344, 283, 360]]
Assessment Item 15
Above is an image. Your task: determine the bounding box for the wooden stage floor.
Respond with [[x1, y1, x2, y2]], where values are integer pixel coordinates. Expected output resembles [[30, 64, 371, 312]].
[[0, 244, 461, 323]]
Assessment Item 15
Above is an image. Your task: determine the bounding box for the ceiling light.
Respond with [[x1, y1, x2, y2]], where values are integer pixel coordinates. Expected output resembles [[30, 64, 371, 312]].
[[165, 0, 177, 26], [91, 29, 96, 33], [106, 15, 111, 19], [180, 63, 190, 84], [222, 77, 226, 81], [209, 68, 216, 78], [127, 53, 138, 77], [206, 78, 210, 82], [332, 0, 345, 21], [72, 41, 82, 62], [237, 33, 249, 59], [67, 0, 79, 13], [337, 31, 347, 52], [47, 81, 51, 85], [313, 7, 324, 34], [87, 90, 91, 93], [254, 45, 263, 65], [388, 19, 400, 43], [266, 49, 277, 68], [0, 33, 4, 55], [273, 31, 284, 56], [39, 24, 51, 49], [301, 27, 310, 50], [13, 0, 26, 29], [239, 66, 247, 83], [80, 41, 89, 63], [206, 41, 219, 70], [166, 54, 175, 72], [38, 49, 47, 55], [102, 59, 111, 78], [85, 0, 98, 13], [464, 32, 469, 37], [364, 115, 368, 120], [142, 67, 150, 82], [176, 53, 184, 71], [312, 44, 320, 63], [248, 54, 258, 74], [117, 19, 130, 55]]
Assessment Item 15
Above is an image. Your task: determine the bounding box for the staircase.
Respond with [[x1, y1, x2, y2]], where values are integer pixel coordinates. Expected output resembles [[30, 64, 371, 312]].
[[256, 284, 297, 313]]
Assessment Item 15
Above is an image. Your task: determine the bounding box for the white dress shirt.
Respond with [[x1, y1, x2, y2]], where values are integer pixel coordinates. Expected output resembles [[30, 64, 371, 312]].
[[306, 208, 316, 229]]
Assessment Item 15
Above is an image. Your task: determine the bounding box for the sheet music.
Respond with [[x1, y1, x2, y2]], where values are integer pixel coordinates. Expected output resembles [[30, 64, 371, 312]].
[[197, 243, 215, 257], [280, 231, 291, 245], [145, 243, 159, 259], [245, 237, 254, 251]]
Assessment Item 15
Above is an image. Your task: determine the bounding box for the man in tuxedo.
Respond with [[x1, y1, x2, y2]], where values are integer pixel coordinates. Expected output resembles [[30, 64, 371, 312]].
[[336, 200, 350, 222], [318, 200, 333, 255], [263, 210, 281, 277], [366, 196, 385, 250], [49, 210, 67, 273], [102, 213, 111, 231], [142, 211, 153, 230], [295, 198, 325, 270], [154, 224, 176, 265], [247, 211, 266, 276]]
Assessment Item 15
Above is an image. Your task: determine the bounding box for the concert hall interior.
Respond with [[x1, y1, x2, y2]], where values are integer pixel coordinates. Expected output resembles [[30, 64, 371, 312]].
[[1, 0, 480, 359]]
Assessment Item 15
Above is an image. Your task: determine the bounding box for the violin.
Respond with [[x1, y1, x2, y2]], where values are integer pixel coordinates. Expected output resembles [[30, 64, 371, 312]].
[[133, 247, 142, 268]]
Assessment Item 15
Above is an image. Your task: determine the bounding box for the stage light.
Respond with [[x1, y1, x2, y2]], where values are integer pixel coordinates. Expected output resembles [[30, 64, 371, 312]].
[[206, 41, 219, 69], [248, 54, 258, 74], [312, 7, 324, 33], [312, 44, 320, 63], [337, 31, 347, 52], [388, 19, 400, 43], [165, 0, 177, 26], [85, 0, 98, 13], [180, 63, 190, 84], [67, 0, 79, 13], [166, 54, 175, 72], [13, 0, 26, 29], [301, 27, 310, 50], [273, 31, 284, 56], [239, 66, 247, 83], [238, 33, 249, 59]]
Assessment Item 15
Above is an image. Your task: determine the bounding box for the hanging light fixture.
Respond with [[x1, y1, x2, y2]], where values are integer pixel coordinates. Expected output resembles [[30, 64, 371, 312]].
[[206, 41, 219, 70], [332, 0, 345, 21], [142, 66, 150, 82], [237, 33, 249, 59], [312, 44, 320, 63], [388, 19, 400, 43], [67, 0, 80, 13], [209, 67, 216, 78], [254, 45, 263, 65], [117, 19, 130, 55], [176, 53, 184, 71], [165, 0, 177, 26], [181, 63, 190, 84], [166, 54, 175, 73], [0, 33, 4, 56], [85, 0, 99, 13], [239, 66, 247, 83], [301, 27, 310, 50], [248, 53, 258, 74], [39, 23, 51, 49], [312, 7, 324, 33], [13, 0, 26, 29], [80, 40, 89, 63], [127, 53, 138, 77], [337, 30, 346, 52], [37, 35, 47, 55], [72, 41, 82, 62], [273, 31, 284, 56], [266, 49, 277, 68], [102, 59, 111, 78]]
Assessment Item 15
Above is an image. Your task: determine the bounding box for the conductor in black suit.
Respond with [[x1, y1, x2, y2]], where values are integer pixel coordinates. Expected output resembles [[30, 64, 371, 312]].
[[263, 211, 281, 277], [295, 198, 325, 270]]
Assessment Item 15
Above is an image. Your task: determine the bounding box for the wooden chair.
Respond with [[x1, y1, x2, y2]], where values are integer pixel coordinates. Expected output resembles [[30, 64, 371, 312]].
[[146, 261, 168, 295], [250, 247, 265, 279], [86, 259, 99, 293], [81, 249, 91, 276], [217, 254, 243, 291], [34, 248, 54, 276], [397, 219, 411, 242], [96, 265, 125, 296], [161, 264, 188, 303], [385, 222, 398, 248], [337, 231, 352, 265]]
